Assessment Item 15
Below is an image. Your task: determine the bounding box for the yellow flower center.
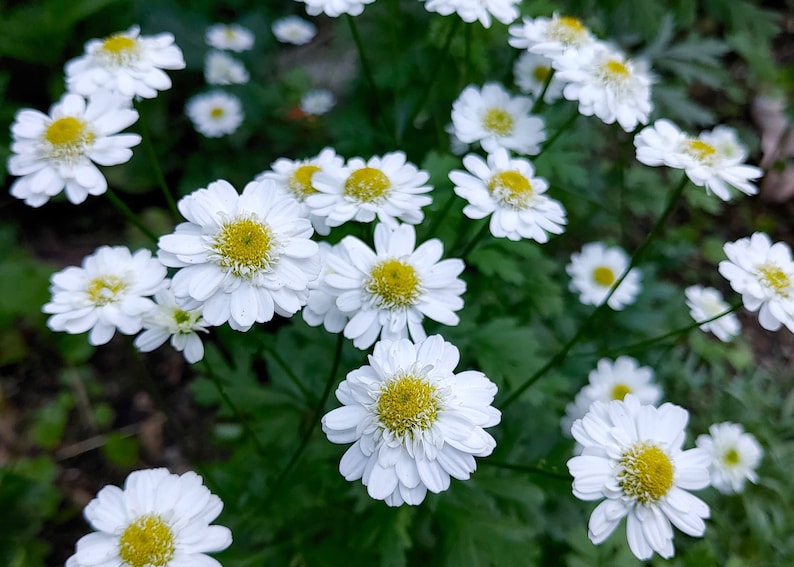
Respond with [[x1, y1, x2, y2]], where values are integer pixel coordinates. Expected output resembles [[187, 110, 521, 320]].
[[487, 170, 534, 208], [101, 34, 137, 64], [224, 26, 237, 39], [592, 266, 616, 287], [210, 107, 225, 118], [118, 514, 176, 567], [377, 374, 439, 437], [344, 167, 391, 203], [533, 65, 551, 83], [722, 448, 741, 467], [684, 139, 717, 163], [611, 383, 632, 400], [366, 259, 421, 309], [601, 59, 630, 80], [549, 16, 587, 44], [618, 443, 674, 504], [288, 164, 321, 200], [759, 263, 791, 295], [44, 117, 94, 160], [212, 217, 277, 278], [482, 108, 514, 136], [87, 275, 126, 306]]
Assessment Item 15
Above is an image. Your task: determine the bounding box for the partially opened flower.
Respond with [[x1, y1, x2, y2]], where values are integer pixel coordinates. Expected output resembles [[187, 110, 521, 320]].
[[272, 16, 317, 45], [566, 242, 642, 310], [298, 0, 375, 17], [421, 0, 520, 28], [204, 50, 249, 85], [684, 285, 740, 342], [696, 422, 763, 494], [65, 25, 185, 100], [186, 91, 244, 138], [8, 91, 141, 207], [65, 468, 231, 567], [205, 23, 255, 52], [43, 246, 166, 346], [508, 13, 596, 60], [567, 395, 711, 560], [322, 335, 501, 506]]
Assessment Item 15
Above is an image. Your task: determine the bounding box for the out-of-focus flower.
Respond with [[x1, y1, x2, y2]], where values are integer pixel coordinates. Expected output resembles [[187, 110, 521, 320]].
[[421, 0, 520, 28], [185, 91, 244, 138], [567, 242, 642, 310], [300, 88, 336, 115], [205, 23, 255, 52], [696, 422, 763, 494], [204, 50, 249, 85], [272, 16, 318, 45], [684, 285, 741, 342]]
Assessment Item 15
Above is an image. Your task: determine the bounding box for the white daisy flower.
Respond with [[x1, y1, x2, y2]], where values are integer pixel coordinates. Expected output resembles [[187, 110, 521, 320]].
[[508, 13, 596, 60], [567, 242, 642, 310], [634, 119, 763, 201], [567, 395, 711, 561], [450, 83, 546, 155], [321, 223, 465, 350], [43, 246, 166, 346], [157, 179, 320, 332], [65, 468, 231, 567], [421, 0, 520, 28], [561, 356, 662, 437], [298, 0, 375, 18], [303, 242, 352, 333], [684, 285, 740, 342], [305, 151, 432, 229], [554, 43, 653, 132], [185, 91, 244, 138], [322, 334, 501, 506], [696, 422, 763, 494], [205, 23, 255, 52], [512, 51, 565, 103], [7, 92, 141, 207], [448, 147, 567, 242], [718, 232, 794, 332], [65, 25, 185, 100], [204, 50, 249, 85], [300, 88, 336, 116], [272, 16, 318, 45], [134, 285, 209, 364]]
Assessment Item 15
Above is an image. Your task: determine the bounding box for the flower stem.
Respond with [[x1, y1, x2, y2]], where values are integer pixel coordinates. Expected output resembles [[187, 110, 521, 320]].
[[260, 341, 315, 403], [105, 188, 159, 244], [134, 100, 180, 220], [481, 459, 570, 481], [500, 174, 690, 409], [536, 108, 579, 157], [458, 220, 491, 260], [530, 68, 556, 115], [422, 189, 458, 241]]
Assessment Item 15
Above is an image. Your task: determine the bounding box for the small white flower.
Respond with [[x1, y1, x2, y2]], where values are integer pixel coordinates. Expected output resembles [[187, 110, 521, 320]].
[[205, 23, 255, 52], [320, 223, 465, 349], [512, 51, 565, 103], [306, 151, 433, 229], [561, 356, 662, 436], [554, 43, 654, 132], [204, 50, 249, 85], [322, 335, 501, 506], [718, 232, 794, 332], [65, 468, 231, 567], [8, 92, 141, 207], [508, 13, 596, 60], [300, 89, 336, 116], [303, 242, 351, 333], [567, 242, 642, 310], [696, 422, 763, 494], [157, 179, 320, 332], [567, 395, 711, 561], [256, 147, 345, 235], [451, 83, 546, 155], [298, 0, 375, 18], [272, 16, 318, 45], [448, 147, 567, 242], [684, 285, 740, 342], [134, 284, 209, 363], [43, 246, 166, 346], [634, 119, 763, 201], [421, 0, 520, 28], [186, 91, 244, 138], [65, 25, 185, 100]]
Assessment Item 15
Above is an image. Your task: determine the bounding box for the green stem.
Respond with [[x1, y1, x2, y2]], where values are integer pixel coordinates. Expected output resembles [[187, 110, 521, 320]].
[[261, 342, 314, 403], [530, 68, 556, 115], [536, 108, 579, 157], [422, 190, 458, 241], [500, 174, 689, 409], [481, 459, 570, 482], [459, 220, 491, 260], [134, 101, 179, 219], [105, 188, 158, 244]]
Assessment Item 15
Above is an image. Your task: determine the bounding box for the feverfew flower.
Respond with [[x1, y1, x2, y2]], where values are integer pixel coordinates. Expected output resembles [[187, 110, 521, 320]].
[[300, 88, 336, 116], [65, 26, 185, 100], [43, 246, 166, 346], [567, 395, 711, 561], [561, 356, 662, 436], [204, 50, 249, 85], [157, 179, 320, 332], [205, 23, 255, 52], [718, 232, 794, 332], [303, 242, 351, 333], [421, 0, 520, 28], [449, 148, 567, 242], [321, 223, 465, 349], [684, 285, 740, 342], [8, 92, 141, 207], [513, 51, 565, 103], [65, 468, 231, 567], [554, 43, 653, 132], [508, 14, 596, 60], [306, 151, 432, 229], [634, 119, 763, 201], [272, 16, 318, 45], [322, 335, 500, 506], [134, 285, 209, 363], [567, 242, 642, 310], [298, 0, 375, 18], [186, 91, 244, 138], [451, 83, 546, 155], [696, 422, 763, 494]]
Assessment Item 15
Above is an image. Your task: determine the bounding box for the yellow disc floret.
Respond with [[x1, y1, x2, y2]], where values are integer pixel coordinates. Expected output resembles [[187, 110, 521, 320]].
[[288, 164, 321, 200], [722, 447, 741, 467], [45, 117, 94, 160], [549, 16, 587, 45], [210, 107, 225, 118], [344, 167, 391, 203], [118, 514, 176, 567], [611, 383, 632, 400], [87, 275, 126, 306], [618, 443, 674, 504], [758, 263, 791, 296], [533, 65, 552, 83], [684, 139, 717, 163], [593, 266, 616, 287], [488, 170, 534, 208], [601, 59, 630, 81], [377, 374, 439, 437], [482, 108, 514, 136], [101, 34, 138, 64], [366, 259, 421, 309], [212, 216, 277, 278]]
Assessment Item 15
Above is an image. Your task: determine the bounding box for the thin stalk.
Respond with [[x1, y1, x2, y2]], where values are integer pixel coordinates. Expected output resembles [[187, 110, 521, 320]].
[[422, 190, 458, 241], [536, 108, 579, 157], [481, 459, 570, 482], [530, 68, 556, 115], [261, 342, 314, 403], [459, 220, 491, 260], [105, 188, 158, 244], [135, 101, 179, 219]]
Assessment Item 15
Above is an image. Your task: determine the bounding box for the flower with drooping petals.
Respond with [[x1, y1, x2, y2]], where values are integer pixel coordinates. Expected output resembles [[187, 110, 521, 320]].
[[696, 422, 763, 494], [684, 285, 740, 342]]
